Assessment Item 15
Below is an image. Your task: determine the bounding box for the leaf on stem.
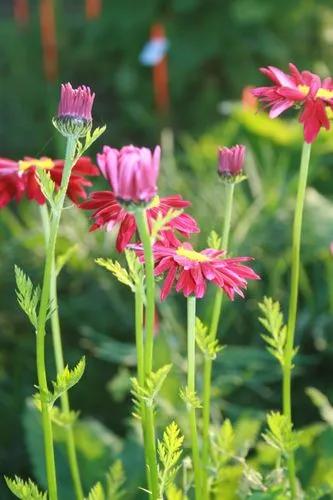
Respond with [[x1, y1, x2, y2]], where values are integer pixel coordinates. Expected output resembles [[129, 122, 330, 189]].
[[4, 476, 46, 499], [150, 208, 183, 241], [75, 125, 106, 162], [158, 422, 184, 496], [258, 297, 297, 367], [15, 265, 40, 329], [36, 169, 56, 208], [195, 317, 224, 360], [179, 386, 201, 409], [95, 257, 136, 293], [50, 357, 86, 405], [131, 364, 172, 411], [262, 411, 299, 456], [86, 482, 105, 500], [207, 230, 221, 250], [106, 460, 126, 499]]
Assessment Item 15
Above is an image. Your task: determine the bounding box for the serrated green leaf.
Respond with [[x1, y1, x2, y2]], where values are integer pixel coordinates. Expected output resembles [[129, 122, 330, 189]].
[[15, 265, 40, 329], [106, 460, 126, 499], [158, 422, 184, 496], [95, 257, 136, 292], [131, 364, 172, 410], [36, 169, 56, 207], [207, 230, 221, 249], [4, 475, 46, 499], [179, 386, 201, 409], [262, 411, 298, 456], [195, 316, 224, 359], [75, 125, 106, 161], [150, 208, 183, 241], [50, 357, 86, 405], [86, 482, 105, 500]]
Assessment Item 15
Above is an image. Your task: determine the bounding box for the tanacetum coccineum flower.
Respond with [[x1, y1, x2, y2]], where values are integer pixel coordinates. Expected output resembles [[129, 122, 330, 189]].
[[0, 160, 25, 208], [53, 83, 95, 137], [97, 145, 160, 205], [135, 240, 259, 300], [0, 156, 99, 206], [218, 145, 246, 180], [252, 63, 333, 143], [80, 192, 199, 252]]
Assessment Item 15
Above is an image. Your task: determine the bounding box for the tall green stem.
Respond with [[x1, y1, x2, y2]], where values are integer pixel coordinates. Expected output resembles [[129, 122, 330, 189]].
[[283, 141, 311, 497], [187, 295, 202, 498], [202, 182, 235, 497], [36, 136, 77, 500], [40, 204, 84, 500], [134, 209, 159, 500]]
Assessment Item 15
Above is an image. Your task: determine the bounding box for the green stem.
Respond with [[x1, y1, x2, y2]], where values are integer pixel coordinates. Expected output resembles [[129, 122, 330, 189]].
[[202, 182, 235, 497], [134, 209, 159, 500], [36, 135, 77, 500], [283, 141, 311, 498], [40, 204, 84, 500], [187, 295, 202, 499]]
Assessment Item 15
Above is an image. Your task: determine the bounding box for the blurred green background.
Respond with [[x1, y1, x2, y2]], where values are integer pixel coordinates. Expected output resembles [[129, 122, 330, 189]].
[[1, 0, 333, 498]]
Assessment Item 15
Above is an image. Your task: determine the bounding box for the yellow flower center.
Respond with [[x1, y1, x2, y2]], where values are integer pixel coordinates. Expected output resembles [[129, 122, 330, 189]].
[[298, 84, 333, 100], [148, 195, 160, 209], [19, 157, 54, 172], [176, 246, 209, 262]]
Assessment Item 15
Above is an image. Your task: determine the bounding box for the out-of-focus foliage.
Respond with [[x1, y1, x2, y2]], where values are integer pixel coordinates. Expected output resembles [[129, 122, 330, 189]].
[[1, 0, 333, 498]]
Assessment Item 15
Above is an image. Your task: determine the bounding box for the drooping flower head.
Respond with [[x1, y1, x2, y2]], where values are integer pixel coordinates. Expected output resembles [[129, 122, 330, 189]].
[[53, 83, 95, 137], [252, 63, 333, 143], [0, 156, 99, 207], [80, 192, 199, 252], [97, 145, 161, 206], [218, 145, 246, 182], [135, 239, 259, 300]]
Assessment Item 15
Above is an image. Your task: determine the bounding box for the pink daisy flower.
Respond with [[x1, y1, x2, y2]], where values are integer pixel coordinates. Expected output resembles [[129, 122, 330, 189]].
[[252, 63, 333, 143], [80, 192, 199, 252], [135, 240, 260, 300]]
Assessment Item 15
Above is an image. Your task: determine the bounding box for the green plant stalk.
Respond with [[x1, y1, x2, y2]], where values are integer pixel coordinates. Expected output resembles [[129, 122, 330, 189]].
[[202, 182, 235, 496], [134, 208, 159, 500], [40, 204, 84, 500], [283, 141, 311, 497], [187, 295, 202, 499], [36, 135, 77, 500]]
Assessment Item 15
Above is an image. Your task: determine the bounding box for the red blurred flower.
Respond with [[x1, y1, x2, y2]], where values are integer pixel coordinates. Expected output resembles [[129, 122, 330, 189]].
[[80, 192, 199, 252], [135, 239, 260, 301], [97, 145, 160, 204], [0, 160, 25, 208], [252, 63, 333, 143], [0, 156, 99, 206]]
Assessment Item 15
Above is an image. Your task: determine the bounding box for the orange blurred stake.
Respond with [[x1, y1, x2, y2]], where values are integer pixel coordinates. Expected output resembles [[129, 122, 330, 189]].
[[14, 0, 29, 26], [151, 24, 169, 115], [39, 0, 58, 82], [86, 0, 102, 19]]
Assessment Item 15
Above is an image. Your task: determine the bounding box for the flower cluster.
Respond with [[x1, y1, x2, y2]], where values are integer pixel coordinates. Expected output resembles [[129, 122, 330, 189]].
[[252, 63, 333, 143], [82, 141, 259, 300]]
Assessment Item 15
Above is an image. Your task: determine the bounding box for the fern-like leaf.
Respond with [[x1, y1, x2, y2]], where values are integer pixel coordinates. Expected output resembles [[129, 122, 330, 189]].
[[195, 317, 224, 359], [151, 208, 183, 241], [36, 169, 56, 207], [15, 266, 40, 329], [95, 258, 136, 292], [262, 411, 299, 456], [179, 386, 202, 409], [207, 230, 221, 250], [75, 125, 106, 161], [158, 421, 184, 496], [131, 364, 172, 410], [86, 482, 105, 500], [5, 476, 46, 499], [50, 357, 86, 404], [106, 460, 126, 499]]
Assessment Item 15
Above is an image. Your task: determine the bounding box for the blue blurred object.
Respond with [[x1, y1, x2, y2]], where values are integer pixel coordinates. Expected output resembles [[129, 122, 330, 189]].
[[139, 38, 169, 66]]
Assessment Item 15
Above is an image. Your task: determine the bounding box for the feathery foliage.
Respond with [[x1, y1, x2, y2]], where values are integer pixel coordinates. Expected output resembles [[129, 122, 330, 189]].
[[195, 317, 224, 359], [262, 412, 299, 456], [4, 476, 46, 499], [15, 266, 41, 329], [158, 421, 184, 497]]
